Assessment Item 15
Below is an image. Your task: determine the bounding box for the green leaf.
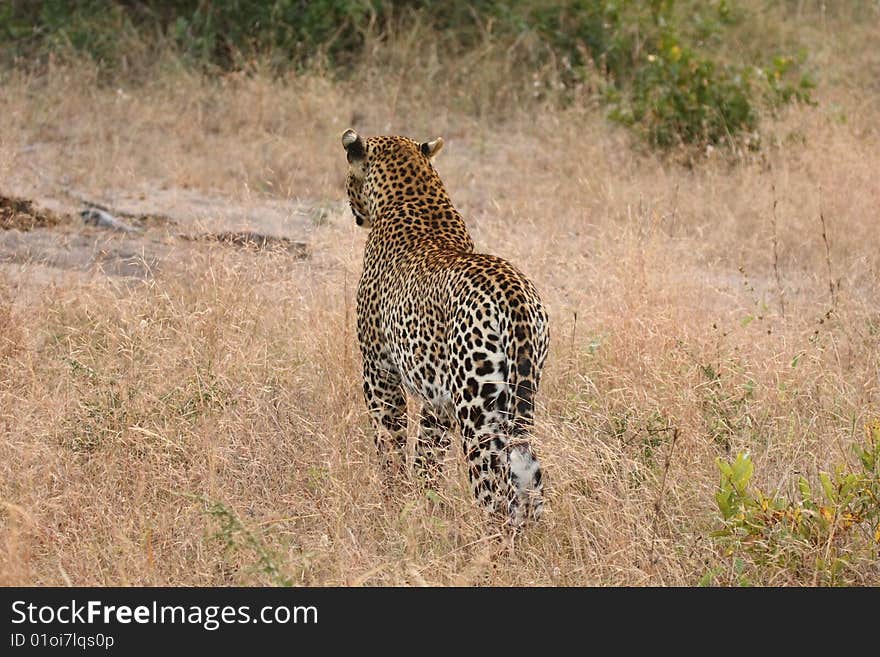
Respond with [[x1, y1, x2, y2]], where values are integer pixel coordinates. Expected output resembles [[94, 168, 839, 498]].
[[716, 489, 732, 518], [853, 443, 875, 471], [797, 476, 812, 502], [819, 472, 836, 503], [716, 456, 733, 478], [731, 452, 754, 494]]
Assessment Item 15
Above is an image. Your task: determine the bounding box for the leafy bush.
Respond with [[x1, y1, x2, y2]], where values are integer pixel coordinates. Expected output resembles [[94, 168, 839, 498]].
[[166, 0, 373, 69], [529, 1, 814, 149], [711, 420, 880, 585], [0, 0, 376, 70], [0, 0, 140, 69]]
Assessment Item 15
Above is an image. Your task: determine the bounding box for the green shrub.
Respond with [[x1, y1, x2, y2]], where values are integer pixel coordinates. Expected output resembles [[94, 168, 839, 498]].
[[167, 0, 374, 69], [0, 0, 139, 69], [617, 35, 758, 148], [529, 0, 814, 149], [0, 0, 376, 70], [711, 420, 880, 585]]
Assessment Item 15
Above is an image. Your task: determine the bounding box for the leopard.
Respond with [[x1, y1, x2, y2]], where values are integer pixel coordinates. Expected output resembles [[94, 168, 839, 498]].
[[342, 129, 550, 527]]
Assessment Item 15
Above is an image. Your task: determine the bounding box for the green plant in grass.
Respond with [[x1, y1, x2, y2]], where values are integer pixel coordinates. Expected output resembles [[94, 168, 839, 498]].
[[196, 495, 293, 587], [711, 420, 880, 585]]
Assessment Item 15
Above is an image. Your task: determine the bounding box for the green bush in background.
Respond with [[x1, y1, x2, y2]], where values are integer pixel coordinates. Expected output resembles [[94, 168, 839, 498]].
[[528, 0, 814, 148], [0, 0, 816, 150], [0, 0, 139, 67], [166, 0, 373, 68], [0, 0, 374, 69]]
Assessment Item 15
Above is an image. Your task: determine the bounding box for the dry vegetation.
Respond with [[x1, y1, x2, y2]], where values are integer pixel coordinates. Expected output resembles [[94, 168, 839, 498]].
[[1, 6, 879, 586]]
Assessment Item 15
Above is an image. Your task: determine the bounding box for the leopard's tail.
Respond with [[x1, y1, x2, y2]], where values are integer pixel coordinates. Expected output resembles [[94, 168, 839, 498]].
[[502, 298, 549, 523]]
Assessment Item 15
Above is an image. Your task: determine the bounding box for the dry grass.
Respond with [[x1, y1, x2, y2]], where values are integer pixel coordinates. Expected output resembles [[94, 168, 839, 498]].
[[1, 11, 879, 585]]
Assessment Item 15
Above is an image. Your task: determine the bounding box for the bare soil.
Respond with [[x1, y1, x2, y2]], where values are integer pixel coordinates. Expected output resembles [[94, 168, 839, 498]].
[[0, 184, 316, 290]]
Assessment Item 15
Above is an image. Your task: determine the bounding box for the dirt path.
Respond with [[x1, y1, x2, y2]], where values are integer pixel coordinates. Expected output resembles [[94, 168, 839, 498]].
[[0, 186, 338, 294]]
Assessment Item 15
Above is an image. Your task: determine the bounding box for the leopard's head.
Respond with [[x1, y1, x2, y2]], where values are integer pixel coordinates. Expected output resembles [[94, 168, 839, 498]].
[[341, 129, 444, 229]]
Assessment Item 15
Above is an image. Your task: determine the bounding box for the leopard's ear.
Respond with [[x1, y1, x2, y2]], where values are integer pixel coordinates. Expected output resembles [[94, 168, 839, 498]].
[[420, 137, 444, 159], [342, 129, 366, 161]]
